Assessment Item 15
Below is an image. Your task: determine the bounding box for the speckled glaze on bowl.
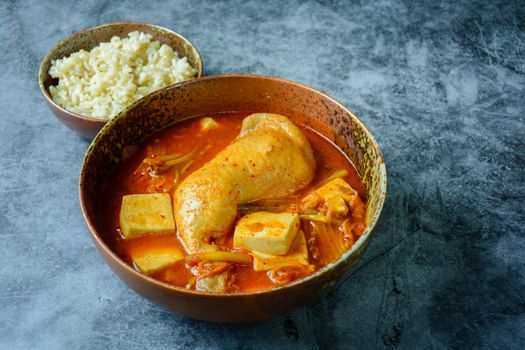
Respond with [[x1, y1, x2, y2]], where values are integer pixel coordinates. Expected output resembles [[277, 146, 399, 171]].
[[38, 22, 203, 139], [79, 74, 387, 322]]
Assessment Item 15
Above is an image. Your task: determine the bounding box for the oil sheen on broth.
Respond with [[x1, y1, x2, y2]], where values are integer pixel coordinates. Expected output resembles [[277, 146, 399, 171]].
[[102, 112, 367, 293]]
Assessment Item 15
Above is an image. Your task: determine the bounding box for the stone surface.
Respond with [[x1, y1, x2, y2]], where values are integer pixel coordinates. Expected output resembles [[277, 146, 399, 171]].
[[0, 0, 523, 349]]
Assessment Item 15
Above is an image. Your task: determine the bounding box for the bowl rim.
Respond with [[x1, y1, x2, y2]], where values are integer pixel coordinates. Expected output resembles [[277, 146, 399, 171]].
[[79, 73, 387, 297], [38, 21, 204, 124]]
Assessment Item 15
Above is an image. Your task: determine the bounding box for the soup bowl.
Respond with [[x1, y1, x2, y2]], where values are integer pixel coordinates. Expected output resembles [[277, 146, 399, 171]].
[[79, 74, 387, 322], [39, 22, 203, 139]]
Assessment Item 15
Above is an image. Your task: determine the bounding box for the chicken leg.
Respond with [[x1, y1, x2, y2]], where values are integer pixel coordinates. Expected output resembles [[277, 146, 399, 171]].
[[174, 113, 316, 254]]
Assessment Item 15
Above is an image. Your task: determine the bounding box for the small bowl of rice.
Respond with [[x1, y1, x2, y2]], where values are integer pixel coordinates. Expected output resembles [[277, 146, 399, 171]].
[[39, 22, 203, 138]]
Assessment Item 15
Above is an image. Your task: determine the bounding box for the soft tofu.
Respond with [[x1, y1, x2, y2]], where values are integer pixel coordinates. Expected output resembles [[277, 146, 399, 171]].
[[233, 212, 300, 255], [132, 247, 184, 274], [119, 193, 175, 238], [253, 230, 309, 271], [314, 178, 358, 217]]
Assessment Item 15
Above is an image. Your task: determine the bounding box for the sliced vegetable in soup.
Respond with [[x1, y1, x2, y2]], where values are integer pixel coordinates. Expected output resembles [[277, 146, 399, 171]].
[[102, 112, 367, 293]]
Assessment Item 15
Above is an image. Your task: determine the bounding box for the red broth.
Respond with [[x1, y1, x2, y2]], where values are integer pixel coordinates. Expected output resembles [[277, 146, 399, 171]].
[[101, 112, 367, 292]]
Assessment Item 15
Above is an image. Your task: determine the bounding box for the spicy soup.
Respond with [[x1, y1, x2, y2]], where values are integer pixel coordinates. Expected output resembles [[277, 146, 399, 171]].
[[102, 112, 367, 292]]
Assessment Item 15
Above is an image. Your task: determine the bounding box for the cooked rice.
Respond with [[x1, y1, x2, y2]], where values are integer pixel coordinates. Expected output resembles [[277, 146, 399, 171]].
[[49, 31, 197, 120]]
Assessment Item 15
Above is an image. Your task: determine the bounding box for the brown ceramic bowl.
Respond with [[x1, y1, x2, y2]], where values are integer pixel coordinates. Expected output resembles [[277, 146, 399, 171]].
[[79, 74, 387, 322], [38, 22, 203, 139]]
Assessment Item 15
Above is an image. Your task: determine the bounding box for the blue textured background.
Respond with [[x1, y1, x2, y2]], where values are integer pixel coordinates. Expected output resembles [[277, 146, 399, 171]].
[[1, 0, 524, 349]]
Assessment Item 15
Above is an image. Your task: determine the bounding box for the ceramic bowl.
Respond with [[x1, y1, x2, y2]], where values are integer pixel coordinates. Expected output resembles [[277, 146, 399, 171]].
[[79, 74, 387, 322], [38, 22, 203, 139]]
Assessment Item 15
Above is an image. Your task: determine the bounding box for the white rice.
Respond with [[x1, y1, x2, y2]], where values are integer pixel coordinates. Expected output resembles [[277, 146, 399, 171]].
[[48, 31, 197, 120]]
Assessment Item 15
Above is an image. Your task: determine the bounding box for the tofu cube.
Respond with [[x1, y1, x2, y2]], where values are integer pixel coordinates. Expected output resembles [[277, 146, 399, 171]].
[[233, 212, 300, 255], [253, 230, 309, 271], [132, 247, 184, 274], [315, 178, 358, 217], [199, 117, 220, 131], [119, 193, 175, 238]]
